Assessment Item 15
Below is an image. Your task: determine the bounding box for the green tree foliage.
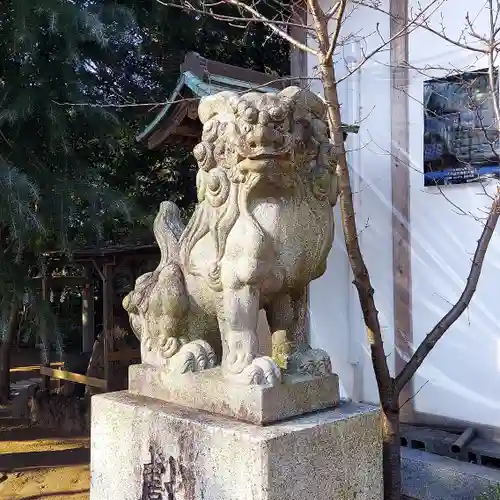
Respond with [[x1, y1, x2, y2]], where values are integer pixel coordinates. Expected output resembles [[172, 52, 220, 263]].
[[0, 1, 137, 266], [0, 0, 289, 290], [0, 0, 289, 397], [0, 0, 131, 397], [97, 0, 290, 230]]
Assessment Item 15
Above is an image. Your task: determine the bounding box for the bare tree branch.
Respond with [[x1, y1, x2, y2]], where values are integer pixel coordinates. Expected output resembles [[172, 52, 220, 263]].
[[335, 0, 445, 84], [326, 1, 341, 19], [355, 0, 489, 53], [160, 0, 309, 29], [395, 188, 500, 393], [326, 0, 348, 61], [156, 0, 318, 55], [53, 76, 322, 109]]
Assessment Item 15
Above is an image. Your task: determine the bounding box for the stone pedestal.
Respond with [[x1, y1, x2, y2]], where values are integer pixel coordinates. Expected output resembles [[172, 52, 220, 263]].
[[129, 364, 340, 425], [90, 391, 383, 500]]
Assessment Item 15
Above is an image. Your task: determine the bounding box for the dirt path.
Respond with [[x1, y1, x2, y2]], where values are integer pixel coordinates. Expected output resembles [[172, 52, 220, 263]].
[[0, 348, 90, 500]]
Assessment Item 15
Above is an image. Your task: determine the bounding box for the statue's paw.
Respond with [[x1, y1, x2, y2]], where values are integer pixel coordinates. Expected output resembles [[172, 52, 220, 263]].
[[122, 292, 132, 312], [287, 347, 332, 376], [227, 356, 282, 386], [167, 339, 217, 374], [224, 350, 254, 376], [159, 335, 188, 358]]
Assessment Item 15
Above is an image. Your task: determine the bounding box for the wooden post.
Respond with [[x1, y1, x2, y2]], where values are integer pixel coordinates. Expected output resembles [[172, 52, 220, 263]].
[[41, 271, 51, 390], [390, 0, 414, 422], [82, 265, 95, 353], [290, 3, 307, 88], [102, 263, 114, 391]]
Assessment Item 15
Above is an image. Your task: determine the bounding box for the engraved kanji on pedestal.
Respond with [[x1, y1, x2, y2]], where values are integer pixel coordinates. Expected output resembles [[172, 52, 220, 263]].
[[140, 443, 187, 500]]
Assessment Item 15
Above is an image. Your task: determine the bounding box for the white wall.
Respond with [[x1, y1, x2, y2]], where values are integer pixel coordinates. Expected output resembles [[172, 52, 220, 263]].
[[308, 0, 500, 427], [408, 0, 500, 427], [307, 0, 395, 404]]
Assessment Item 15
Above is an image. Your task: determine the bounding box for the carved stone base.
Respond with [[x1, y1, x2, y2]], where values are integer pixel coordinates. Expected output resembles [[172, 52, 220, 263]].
[[90, 391, 383, 500], [128, 363, 340, 425]]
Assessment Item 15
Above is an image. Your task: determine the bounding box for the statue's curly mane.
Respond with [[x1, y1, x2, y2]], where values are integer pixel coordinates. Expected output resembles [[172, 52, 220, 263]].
[[179, 170, 265, 292], [180, 176, 241, 292]]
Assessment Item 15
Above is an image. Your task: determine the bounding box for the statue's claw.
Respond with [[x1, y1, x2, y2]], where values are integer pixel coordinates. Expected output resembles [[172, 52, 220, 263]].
[[227, 356, 282, 386], [160, 336, 188, 358], [166, 339, 217, 374], [286, 347, 332, 377], [224, 350, 254, 376]]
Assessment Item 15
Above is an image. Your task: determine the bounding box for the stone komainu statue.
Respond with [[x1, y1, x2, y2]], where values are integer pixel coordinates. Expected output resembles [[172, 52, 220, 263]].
[[123, 86, 339, 386]]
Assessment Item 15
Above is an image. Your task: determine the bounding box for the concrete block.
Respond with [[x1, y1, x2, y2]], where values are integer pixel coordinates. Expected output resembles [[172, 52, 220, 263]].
[[402, 447, 500, 500]]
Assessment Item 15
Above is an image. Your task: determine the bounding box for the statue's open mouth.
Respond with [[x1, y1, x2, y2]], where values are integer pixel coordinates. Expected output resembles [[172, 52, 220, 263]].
[[248, 152, 289, 160], [237, 151, 291, 172]]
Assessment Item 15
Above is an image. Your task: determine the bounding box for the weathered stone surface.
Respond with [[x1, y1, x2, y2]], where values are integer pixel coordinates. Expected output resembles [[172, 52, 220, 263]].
[[90, 391, 382, 500], [29, 389, 90, 434], [10, 378, 41, 419], [129, 363, 340, 424], [402, 447, 500, 500], [122, 87, 339, 387]]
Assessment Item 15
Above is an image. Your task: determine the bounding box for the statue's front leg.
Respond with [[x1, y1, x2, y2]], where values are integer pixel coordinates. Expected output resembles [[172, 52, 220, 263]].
[[214, 219, 282, 386], [218, 283, 281, 386], [265, 294, 294, 369], [219, 285, 259, 374], [274, 288, 332, 377]]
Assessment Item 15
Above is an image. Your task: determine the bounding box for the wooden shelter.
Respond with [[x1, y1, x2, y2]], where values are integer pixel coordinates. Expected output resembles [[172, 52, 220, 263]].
[[137, 51, 358, 150], [36, 244, 159, 392], [136, 52, 290, 149]]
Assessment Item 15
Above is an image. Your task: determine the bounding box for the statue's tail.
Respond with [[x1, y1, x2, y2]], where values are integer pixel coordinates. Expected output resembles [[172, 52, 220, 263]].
[[153, 201, 185, 269], [123, 201, 185, 317]]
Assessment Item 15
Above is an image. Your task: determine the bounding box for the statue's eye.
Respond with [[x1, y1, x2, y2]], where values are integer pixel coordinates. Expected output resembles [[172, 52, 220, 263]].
[[241, 123, 252, 134], [203, 120, 215, 133], [244, 107, 258, 123], [258, 110, 270, 125], [269, 106, 284, 122]]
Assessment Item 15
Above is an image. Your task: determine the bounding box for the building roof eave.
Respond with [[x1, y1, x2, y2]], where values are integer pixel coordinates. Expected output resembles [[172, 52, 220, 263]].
[[136, 52, 289, 147], [136, 74, 187, 143]]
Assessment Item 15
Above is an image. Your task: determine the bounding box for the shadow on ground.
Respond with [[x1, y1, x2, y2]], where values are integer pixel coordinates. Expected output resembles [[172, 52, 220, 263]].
[[0, 447, 89, 472], [18, 489, 89, 500], [0, 348, 90, 500]]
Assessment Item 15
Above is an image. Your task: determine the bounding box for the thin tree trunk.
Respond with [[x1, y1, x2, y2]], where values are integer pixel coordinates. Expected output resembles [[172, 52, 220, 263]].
[[305, 0, 398, 495], [382, 391, 401, 500], [306, 2, 390, 387], [0, 299, 20, 403], [317, 56, 400, 499]]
